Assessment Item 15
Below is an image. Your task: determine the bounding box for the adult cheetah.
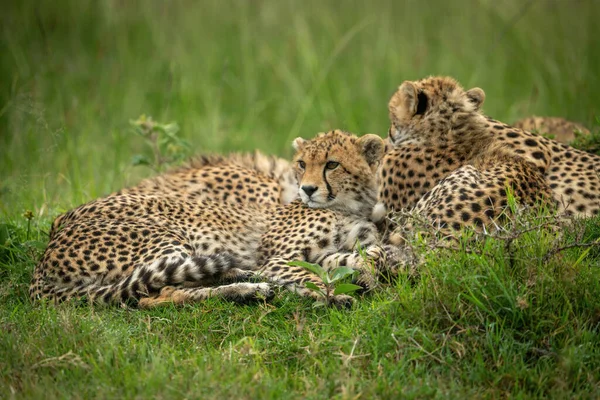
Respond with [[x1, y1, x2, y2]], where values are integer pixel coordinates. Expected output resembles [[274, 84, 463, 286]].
[[379, 76, 600, 231], [31, 130, 393, 307]]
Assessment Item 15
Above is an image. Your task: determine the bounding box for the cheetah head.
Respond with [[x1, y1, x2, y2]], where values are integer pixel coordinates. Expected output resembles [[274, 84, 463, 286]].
[[292, 130, 385, 216], [387, 76, 485, 146]]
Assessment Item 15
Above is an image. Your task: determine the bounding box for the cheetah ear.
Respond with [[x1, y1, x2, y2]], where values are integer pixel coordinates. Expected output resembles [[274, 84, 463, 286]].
[[357, 134, 385, 165], [292, 137, 306, 151], [389, 81, 425, 118], [466, 87, 485, 110]]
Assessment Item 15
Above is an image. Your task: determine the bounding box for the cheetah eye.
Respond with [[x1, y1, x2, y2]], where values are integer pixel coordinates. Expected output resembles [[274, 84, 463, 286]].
[[297, 160, 306, 170], [325, 161, 339, 170]]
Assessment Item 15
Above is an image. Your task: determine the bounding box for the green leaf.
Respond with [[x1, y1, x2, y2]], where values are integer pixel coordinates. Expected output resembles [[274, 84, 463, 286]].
[[312, 301, 326, 308], [162, 122, 181, 137], [288, 260, 327, 280], [131, 154, 151, 166], [304, 282, 325, 296], [333, 283, 363, 296], [330, 266, 357, 282]]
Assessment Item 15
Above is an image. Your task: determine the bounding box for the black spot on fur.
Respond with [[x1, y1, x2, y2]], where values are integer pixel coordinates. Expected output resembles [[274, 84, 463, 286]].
[[524, 139, 538, 147]]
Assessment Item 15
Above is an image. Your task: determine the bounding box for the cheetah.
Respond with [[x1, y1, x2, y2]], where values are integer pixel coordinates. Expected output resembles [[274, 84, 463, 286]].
[[49, 151, 298, 239], [31, 130, 393, 307], [512, 116, 590, 145], [379, 76, 600, 232]]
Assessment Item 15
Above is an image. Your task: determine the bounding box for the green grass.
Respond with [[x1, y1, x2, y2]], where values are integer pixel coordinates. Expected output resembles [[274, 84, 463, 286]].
[[3, 212, 600, 398], [2, 0, 600, 398]]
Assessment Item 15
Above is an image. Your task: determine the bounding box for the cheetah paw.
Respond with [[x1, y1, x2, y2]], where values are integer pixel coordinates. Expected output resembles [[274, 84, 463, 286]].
[[253, 282, 275, 300], [380, 244, 421, 278], [329, 294, 355, 309], [234, 282, 275, 303], [352, 269, 377, 292]]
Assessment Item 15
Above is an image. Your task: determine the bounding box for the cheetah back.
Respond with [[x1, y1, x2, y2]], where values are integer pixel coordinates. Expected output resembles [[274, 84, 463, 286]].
[[382, 76, 599, 233]]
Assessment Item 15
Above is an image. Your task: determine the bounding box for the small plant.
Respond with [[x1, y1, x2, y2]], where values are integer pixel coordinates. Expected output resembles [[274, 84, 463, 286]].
[[0, 214, 46, 266], [129, 114, 191, 172], [568, 116, 600, 155], [287, 260, 363, 307], [22, 210, 34, 241]]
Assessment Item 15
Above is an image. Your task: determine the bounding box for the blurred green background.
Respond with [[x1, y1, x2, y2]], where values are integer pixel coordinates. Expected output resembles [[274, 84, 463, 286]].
[[1, 0, 599, 216]]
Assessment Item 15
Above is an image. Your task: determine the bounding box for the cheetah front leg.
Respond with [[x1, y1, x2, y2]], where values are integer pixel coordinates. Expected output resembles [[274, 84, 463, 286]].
[[312, 245, 386, 291], [322, 219, 395, 288], [315, 244, 415, 286]]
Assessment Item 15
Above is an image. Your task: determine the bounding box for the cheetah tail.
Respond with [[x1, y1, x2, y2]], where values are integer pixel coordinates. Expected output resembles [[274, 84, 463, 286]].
[[29, 253, 238, 306]]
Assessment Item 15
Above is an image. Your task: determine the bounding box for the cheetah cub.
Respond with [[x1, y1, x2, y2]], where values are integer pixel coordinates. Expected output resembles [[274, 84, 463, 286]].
[[31, 130, 394, 308]]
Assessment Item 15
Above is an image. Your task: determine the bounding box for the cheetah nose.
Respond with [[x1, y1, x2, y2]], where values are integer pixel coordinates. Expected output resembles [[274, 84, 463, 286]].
[[301, 185, 318, 197]]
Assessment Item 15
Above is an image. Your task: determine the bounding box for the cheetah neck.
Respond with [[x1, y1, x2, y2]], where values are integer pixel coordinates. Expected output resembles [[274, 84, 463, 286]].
[[432, 112, 494, 161]]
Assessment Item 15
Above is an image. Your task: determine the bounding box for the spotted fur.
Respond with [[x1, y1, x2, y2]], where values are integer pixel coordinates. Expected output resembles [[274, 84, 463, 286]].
[[49, 151, 298, 240], [122, 151, 298, 206], [380, 76, 600, 232]]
